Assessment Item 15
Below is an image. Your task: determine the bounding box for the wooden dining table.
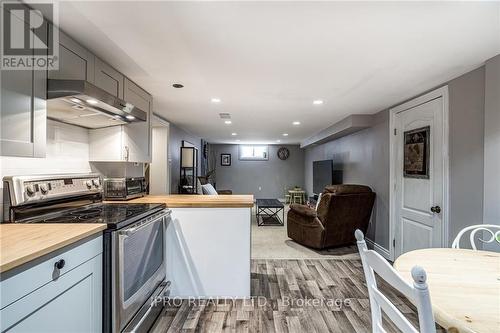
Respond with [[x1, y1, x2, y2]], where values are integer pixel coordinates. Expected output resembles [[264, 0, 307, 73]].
[[394, 248, 500, 333]]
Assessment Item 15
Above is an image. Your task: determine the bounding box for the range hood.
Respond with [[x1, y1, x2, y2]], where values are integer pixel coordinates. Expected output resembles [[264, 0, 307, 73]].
[[47, 79, 147, 129]]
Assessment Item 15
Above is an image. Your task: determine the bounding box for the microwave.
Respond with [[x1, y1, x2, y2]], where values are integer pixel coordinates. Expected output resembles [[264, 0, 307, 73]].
[[103, 177, 146, 200]]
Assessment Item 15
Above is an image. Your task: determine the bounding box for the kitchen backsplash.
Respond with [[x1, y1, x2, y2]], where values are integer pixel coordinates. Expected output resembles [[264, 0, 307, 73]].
[[0, 120, 91, 220], [0, 120, 148, 221], [0, 120, 92, 177]]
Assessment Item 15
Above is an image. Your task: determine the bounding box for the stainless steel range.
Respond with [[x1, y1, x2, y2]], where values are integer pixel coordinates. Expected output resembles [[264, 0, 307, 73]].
[[2, 173, 171, 333]]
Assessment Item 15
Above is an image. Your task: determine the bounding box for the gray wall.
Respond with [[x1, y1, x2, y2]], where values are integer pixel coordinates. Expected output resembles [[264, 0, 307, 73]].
[[483, 55, 500, 250], [447, 67, 485, 244], [168, 124, 202, 194], [304, 110, 390, 248], [212, 144, 304, 199], [304, 66, 487, 250]]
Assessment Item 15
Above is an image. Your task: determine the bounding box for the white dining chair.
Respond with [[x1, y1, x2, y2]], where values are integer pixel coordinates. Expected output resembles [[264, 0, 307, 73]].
[[451, 224, 500, 250], [355, 230, 436, 333]]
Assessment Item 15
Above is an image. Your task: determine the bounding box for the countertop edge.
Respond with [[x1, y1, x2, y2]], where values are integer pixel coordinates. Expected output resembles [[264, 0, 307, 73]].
[[105, 195, 255, 208], [0, 224, 106, 274]]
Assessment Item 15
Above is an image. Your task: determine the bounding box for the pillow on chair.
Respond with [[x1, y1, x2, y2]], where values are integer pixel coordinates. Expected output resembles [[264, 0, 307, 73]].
[[315, 193, 322, 211], [201, 183, 218, 195]]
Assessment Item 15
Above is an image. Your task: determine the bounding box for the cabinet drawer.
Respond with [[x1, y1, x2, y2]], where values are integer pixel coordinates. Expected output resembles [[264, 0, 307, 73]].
[[0, 253, 102, 333], [0, 235, 102, 309], [94, 58, 124, 99]]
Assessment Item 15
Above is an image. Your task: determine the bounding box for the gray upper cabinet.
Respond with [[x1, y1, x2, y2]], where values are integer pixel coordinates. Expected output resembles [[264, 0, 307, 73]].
[[124, 78, 151, 112], [48, 28, 95, 82], [0, 9, 47, 158], [94, 58, 124, 99]]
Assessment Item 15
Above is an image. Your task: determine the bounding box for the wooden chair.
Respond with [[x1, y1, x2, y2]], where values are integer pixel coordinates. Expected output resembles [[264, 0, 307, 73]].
[[451, 224, 500, 250], [284, 188, 292, 204], [355, 230, 436, 333]]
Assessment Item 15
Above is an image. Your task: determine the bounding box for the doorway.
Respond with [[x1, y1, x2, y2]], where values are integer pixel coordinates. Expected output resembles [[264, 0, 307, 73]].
[[150, 115, 170, 195], [389, 86, 449, 260]]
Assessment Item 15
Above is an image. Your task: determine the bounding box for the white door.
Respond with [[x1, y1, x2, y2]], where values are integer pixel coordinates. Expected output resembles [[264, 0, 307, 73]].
[[392, 87, 448, 259], [150, 118, 170, 194]]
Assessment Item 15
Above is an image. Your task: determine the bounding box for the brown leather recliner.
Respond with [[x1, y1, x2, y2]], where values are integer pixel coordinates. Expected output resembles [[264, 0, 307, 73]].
[[287, 184, 375, 249]]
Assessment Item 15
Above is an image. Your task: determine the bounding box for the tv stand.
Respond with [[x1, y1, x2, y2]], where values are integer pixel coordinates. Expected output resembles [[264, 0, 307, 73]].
[[308, 195, 318, 206]]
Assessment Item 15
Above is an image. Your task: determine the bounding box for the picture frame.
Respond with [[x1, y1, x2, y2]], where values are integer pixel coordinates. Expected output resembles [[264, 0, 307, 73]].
[[403, 126, 430, 179], [221, 153, 231, 166]]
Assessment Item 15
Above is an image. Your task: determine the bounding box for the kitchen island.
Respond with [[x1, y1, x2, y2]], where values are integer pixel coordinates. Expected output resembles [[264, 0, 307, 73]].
[[119, 195, 254, 298]]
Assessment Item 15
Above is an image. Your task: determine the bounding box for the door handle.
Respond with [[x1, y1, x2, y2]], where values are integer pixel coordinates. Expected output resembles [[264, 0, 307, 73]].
[[430, 206, 441, 214]]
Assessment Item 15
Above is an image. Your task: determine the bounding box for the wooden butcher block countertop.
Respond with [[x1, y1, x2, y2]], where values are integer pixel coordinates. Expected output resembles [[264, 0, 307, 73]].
[[0, 224, 106, 273], [115, 195, 255, 208]]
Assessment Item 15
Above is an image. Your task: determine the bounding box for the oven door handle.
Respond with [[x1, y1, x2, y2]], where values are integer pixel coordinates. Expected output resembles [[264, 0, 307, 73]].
[[119, 209, 170, 237]]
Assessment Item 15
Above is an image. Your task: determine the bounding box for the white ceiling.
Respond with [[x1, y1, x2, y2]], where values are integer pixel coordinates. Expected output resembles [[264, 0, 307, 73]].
[[58, 1, 500, 144]]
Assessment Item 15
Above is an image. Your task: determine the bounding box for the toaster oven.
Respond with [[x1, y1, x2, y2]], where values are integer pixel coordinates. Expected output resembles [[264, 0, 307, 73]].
[[103, 177, 146, 200]]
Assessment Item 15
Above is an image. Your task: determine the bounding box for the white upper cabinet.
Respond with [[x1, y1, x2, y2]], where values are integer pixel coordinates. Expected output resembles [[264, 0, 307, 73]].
[[89, 80, 153, 163], [48, 28, 95, 82], [123, 78, 153, 162], [94, 57, 124, 99], [0, 6, 46, 158]]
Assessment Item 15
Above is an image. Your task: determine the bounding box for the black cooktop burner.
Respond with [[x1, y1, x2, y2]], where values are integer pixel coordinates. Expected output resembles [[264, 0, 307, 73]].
[[37, 202, 165, 228]]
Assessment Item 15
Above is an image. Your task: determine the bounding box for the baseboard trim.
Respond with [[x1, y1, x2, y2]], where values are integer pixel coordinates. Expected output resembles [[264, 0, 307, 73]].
[[365, 238, 391, 260]]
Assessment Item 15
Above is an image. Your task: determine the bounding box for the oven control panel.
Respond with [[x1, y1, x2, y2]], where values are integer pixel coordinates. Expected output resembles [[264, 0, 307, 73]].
[[19, 176, 102, 201], [3, 173, 103, 207]]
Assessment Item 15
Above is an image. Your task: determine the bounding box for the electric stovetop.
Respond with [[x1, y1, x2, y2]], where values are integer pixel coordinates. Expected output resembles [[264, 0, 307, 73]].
[[23, 202, 166, 229]]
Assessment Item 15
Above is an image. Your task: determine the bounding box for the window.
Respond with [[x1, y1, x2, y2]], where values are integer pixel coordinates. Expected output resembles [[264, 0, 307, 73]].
[[239, 145, 269, 160]]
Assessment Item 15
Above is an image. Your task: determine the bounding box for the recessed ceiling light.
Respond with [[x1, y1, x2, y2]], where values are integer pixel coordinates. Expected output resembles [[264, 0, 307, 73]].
[[70, 98, 82, 104], [236, 139, 241, 142], [276, 140, 281, 143], [125, 115, 135, 120], [292, 121, 301, 125], [313, 100, 323, 105], [224, 120, 232, 124], [282, 133, 288, 137], [86, 99, 98, 105], [211, 98, 221, 103], [172, 83, 184, 88], [231, 132, 237, 136]]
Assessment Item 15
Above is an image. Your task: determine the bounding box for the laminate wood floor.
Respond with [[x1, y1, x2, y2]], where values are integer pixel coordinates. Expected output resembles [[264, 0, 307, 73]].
[[150, 259, 444, 333]]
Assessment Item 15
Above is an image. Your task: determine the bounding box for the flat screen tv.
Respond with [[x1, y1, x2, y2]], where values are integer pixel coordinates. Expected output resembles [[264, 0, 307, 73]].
[[313, 160, 343, 194]]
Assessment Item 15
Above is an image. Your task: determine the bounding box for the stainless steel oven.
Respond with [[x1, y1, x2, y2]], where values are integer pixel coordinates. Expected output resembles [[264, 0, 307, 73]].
[[3, 173, 171, 333], [111, 208, 171, 333]]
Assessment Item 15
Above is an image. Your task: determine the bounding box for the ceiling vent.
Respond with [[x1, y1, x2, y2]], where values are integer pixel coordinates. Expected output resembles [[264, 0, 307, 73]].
[[219, 113, 231, 119]]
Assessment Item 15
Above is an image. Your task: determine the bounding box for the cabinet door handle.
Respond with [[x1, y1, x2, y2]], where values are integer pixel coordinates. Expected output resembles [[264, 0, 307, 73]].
[[54, 259, 65, 270], [124, 146, 129, 161], [430, 206, 441, 214]]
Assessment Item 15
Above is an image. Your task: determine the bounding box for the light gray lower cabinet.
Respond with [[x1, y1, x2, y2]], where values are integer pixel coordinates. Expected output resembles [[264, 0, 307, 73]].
[[48, 29, 95, 82], [0, 9, 46, 158], [94, 57, 124, 99], [0, 236, 103, 333]]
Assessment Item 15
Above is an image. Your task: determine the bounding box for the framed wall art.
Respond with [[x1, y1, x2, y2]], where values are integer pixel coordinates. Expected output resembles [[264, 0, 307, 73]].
[[221, 153, 231, 166], [404, 126, 430, 179]]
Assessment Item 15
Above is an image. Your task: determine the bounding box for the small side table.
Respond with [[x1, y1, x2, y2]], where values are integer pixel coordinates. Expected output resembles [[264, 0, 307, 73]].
[[256, 199, 284, 226]]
